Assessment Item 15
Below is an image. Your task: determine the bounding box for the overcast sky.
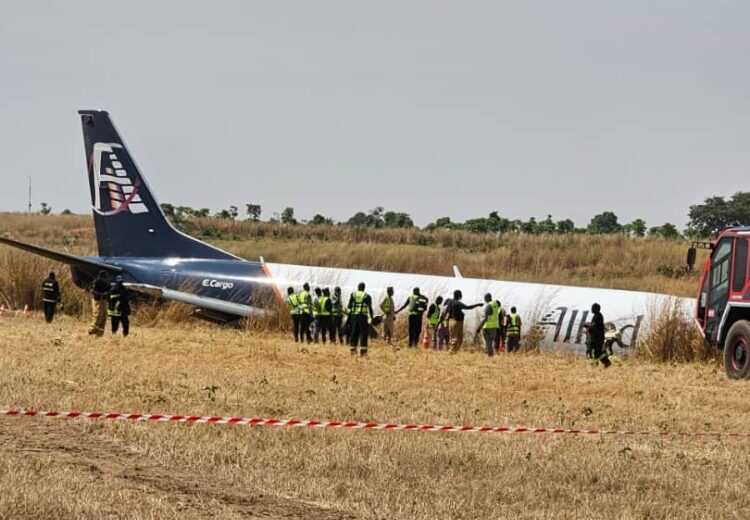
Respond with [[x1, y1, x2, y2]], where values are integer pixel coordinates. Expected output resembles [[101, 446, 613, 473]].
[[1, 1, 748, 227]]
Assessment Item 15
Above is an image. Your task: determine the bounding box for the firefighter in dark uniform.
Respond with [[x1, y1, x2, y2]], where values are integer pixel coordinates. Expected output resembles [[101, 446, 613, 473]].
[[584, 302, 611, 368], [286, 287, 302, 342], [348, 282, 374, 356], [41, 272, 60, 323], [89, 271, 110, 336], [108, 275, 131, 337], [397, 287, 428, 347]]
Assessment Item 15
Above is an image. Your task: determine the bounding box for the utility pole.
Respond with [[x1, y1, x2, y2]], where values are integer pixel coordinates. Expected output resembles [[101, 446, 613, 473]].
[[27, 176, 32, 214]]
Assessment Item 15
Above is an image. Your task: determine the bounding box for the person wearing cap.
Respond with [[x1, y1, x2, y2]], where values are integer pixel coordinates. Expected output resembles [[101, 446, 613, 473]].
[[88, 271, 110, 336], [108, 275, 131, 337], [41, 271, 61, 323]]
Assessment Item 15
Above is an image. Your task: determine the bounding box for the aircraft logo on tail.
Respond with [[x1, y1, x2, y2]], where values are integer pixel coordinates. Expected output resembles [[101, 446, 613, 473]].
[[91, 142, 149, 216]]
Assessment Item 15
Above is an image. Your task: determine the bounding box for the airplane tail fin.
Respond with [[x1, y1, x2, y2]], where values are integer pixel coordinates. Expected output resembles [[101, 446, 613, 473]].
[[78, 110, 237, 260]]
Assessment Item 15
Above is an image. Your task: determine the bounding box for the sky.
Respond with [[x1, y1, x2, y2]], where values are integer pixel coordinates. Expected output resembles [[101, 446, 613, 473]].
[[1, 1, 748, 228]]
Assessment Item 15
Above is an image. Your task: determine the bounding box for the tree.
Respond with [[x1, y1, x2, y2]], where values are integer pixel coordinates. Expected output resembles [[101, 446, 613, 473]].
[[310, 214, 334, 225], [61, 209, 72, 215], [425, 216, 454, 231], [346, 211, 369, 227], [687, 193, 750, 237], [215, 209, 233, 219], [588, 211, 621, 234], [229, 206, 239, 220], [195, 208, 210, 218], [520, 217, 539, 234], [246, 204, 261, 221], [538, 215, 556, 234], [383, 211, 414, 228], [628, 218, 647, 237], [39, 202, 52, 215], [649, 223, 681, 240], [160, 203, 176, 218], [175, 206, 196, 219], [556, 219, 575, 234], [281, 207, 297, 225]]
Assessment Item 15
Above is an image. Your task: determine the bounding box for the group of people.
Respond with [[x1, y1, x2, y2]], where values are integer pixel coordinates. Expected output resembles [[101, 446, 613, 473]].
[[40, 270, 131, 338], [285, 283, 524, 357]]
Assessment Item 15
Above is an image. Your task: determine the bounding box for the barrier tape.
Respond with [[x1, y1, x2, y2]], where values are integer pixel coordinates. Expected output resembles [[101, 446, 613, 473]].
[[2, 408, 749, 439]]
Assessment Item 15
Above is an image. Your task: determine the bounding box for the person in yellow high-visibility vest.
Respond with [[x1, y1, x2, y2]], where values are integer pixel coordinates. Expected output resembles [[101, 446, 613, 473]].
[[286, 287, 302, 342], [348, 282, 374, 356], [318, 287, 333, 344], [426, 296, 444, 350], [298, 283, 313, 343], [506, 306, 522, 353], [476, 293, 500, 357]]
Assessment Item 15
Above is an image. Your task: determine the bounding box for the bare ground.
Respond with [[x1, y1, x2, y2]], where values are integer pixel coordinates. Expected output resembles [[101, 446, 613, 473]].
[[0, 415, 355, 520]]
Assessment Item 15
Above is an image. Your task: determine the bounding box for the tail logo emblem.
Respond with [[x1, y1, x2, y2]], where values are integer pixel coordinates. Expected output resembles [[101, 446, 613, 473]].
[[91, 143, 149, 216]]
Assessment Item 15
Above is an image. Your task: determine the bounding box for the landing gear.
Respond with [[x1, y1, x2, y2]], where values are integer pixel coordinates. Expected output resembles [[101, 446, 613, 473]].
[[724, 320, 750, 379]]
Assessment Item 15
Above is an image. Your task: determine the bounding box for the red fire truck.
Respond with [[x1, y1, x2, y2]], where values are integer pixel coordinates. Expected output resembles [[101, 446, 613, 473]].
[[690, 227, 750, 378]]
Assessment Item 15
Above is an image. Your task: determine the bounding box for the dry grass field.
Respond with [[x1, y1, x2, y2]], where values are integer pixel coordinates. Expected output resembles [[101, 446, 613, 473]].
[[1, 316, 748, 519], [0, 213, 732, 519]]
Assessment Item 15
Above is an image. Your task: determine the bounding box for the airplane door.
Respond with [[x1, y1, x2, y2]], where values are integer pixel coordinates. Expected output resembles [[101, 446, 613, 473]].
[[706, 237, 733, 342]]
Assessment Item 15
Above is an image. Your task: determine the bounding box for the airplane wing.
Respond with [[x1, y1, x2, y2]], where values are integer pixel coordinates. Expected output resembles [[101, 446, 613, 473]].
[[0, 236, 122, 273], [124, 283, 270, 318]]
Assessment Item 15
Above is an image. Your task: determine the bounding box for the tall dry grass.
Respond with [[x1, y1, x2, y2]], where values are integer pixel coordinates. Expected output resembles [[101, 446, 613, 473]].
[[1, 212, 704, 319], [636, 299, 717, 363]]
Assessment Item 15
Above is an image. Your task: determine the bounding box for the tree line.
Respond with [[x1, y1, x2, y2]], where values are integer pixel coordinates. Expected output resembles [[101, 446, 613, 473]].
[[40, 191, 750, 240]]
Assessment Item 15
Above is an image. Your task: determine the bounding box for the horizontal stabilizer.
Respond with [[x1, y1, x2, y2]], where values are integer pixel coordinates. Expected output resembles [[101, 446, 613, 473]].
[[0, 237, 122, 273]]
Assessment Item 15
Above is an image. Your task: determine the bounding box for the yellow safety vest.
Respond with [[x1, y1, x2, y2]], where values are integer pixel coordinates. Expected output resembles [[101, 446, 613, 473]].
[[483, 302, 500, 330], [428, 306, 441, 327], [507, 314, 521, 336], [319, 296, 331, 316], [298, 290, 311, 314], [287, 293, 300, 315], [351, 291, 369, 315], [381, 295, 393, 314]]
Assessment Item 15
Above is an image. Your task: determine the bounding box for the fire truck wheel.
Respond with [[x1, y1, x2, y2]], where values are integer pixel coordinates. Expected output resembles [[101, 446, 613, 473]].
[[724, 320, 750, 379]]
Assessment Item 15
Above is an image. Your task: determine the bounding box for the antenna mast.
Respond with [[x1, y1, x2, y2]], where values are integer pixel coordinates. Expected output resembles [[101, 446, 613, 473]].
[[27, 176, 32, 214]]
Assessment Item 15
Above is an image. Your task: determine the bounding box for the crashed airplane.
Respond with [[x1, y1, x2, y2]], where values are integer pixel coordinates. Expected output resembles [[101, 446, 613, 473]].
[[0, 111, 693, 355]]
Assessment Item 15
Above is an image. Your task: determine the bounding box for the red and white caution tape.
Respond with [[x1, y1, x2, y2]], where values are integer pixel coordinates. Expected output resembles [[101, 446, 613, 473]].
[[2, 408, 750, 438]]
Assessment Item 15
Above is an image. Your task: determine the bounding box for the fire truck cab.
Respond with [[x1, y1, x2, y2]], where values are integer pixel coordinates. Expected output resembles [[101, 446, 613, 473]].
[[691, 227, 750, 378]]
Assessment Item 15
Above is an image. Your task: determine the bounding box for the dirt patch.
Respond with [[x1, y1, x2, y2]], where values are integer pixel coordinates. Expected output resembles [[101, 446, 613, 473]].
[[0, 417, 355, 520]]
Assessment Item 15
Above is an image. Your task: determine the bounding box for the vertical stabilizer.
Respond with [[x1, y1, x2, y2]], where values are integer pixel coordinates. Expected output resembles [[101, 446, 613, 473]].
[[78, 110, 237, 260]]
